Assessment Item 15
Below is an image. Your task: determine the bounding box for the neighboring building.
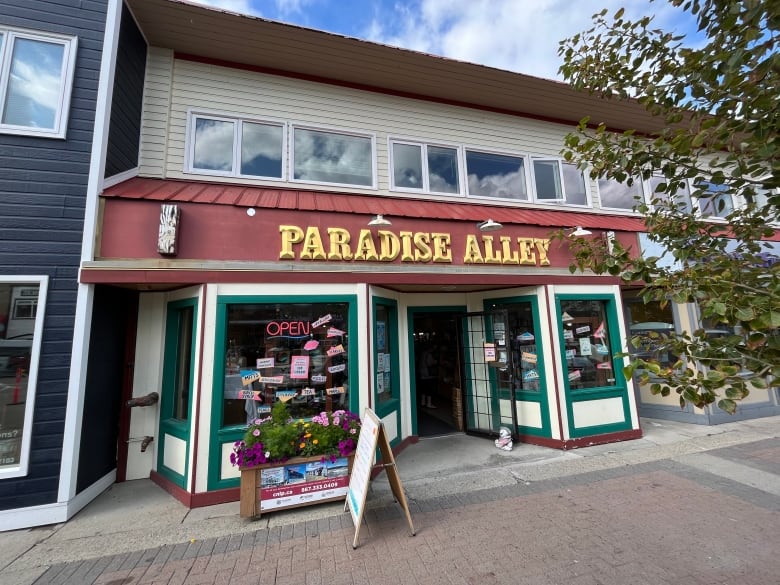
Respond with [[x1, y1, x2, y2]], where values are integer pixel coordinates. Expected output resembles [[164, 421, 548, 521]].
[[2, 0, 776, 529], [0, 0, 145, 531]]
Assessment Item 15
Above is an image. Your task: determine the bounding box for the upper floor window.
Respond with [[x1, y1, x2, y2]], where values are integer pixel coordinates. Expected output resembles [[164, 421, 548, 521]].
[[648, 176, 692, 213], [292, 126, 375, 187], [465, 149, 526, 200], [695, 180, 734, 219], [560, 163, 589, 206], [598, 176, 643, 210], [0, 28, 77, 138], [391, 141, 459, 194], [188, 113, 284, 179]]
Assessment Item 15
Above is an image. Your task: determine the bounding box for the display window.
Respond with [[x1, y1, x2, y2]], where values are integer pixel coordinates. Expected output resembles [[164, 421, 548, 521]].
[[219, 300, 352, 426], [559, 299, 618, 390], [0, 277, 46, 478]]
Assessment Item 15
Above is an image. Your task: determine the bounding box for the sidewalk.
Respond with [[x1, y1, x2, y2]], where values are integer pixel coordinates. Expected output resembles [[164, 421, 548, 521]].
[[2, 415, 779, 584]]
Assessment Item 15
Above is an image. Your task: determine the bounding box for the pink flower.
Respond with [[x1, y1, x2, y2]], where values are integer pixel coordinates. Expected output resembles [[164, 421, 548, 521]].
[[253, 429, 260, 436]]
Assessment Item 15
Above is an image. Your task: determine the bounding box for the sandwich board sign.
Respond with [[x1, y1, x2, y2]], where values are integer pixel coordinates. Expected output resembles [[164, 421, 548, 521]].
[[346, 408, 415, 548]]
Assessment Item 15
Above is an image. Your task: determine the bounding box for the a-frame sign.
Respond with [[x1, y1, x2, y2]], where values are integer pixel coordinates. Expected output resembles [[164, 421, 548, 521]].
[[346, 408, 415, 548]]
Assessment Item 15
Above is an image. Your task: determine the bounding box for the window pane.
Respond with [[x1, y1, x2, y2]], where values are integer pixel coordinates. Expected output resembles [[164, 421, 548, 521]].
[[173, 306, 193, 420], [624, 294, 677, 367], [562, 163, 587, 205], [193, 118, 234, 171], [465, 150, 526, 199], [240, 122, 283, 178], [3, 37, 65, 130], [0, 283, 39, 469], [533, 160, 563, 200], [392, 143, 423, 189], [428, 146, 460, 194], [648, 176, 692, 213], [222, 302, 350, 426], [375, 305, 393, 404], [598, 177, 642, 210], [294, 128, 372, 186], [696, 181, 733, 218], [560, 299, 616, 390]]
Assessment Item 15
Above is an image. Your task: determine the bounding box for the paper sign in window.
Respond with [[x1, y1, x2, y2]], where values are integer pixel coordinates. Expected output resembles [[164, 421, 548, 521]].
[[290, 355, 310, 379]]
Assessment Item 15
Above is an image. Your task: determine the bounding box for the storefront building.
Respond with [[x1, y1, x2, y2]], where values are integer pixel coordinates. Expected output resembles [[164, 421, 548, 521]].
[[3, 0, 775, 531]]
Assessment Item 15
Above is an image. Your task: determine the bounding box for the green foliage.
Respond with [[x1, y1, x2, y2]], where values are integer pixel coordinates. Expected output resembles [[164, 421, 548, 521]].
[[557, 0, 779, 414]]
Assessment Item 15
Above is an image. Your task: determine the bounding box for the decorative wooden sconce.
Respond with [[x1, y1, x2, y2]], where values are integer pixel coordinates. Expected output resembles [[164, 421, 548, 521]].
[[157, 204, 180, 256]]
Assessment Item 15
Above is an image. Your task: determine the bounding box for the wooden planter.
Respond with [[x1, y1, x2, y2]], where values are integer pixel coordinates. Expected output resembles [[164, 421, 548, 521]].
[[240, 454, 354, 518]]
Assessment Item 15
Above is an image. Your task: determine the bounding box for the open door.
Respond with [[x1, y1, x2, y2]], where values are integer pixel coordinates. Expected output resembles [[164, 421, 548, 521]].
[[457, 310, 517, 438]]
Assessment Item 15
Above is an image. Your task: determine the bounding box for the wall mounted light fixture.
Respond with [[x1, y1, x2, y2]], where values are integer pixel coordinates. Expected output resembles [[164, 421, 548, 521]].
[[477, 219, 503, 232], [368, 214, 392, 226], [567, 226, 592, 237]]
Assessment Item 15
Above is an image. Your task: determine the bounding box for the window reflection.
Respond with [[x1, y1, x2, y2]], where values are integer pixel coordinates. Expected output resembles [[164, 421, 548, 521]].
[[3, 37, 65, 130], [562, 163, 588, 205], [427, 146, 459, 193], [240, 122, 283, 177], [598, 177, 643, 210], [648, 176, 692, 213], [293, 128, 373, 186], [193, 118, 234, 171], [465, 150, 526, 199], [392, 143, 423, 189]]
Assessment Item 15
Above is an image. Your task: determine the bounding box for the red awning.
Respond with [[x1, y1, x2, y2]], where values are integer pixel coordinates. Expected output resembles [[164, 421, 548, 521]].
[[102, 177, 649, 232]]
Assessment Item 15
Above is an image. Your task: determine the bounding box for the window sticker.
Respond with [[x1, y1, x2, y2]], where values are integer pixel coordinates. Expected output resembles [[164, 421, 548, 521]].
[[276, 390, 297, 402], [563, 329, 574, 340], [575, 325, 590, 335], [516, 331, 535, 341], [523, 369, 540, 381], [377, 353, 386, 371], [328, 363, 346, 374], [327, 344, 345, 356], [594, 322, 605, 339], [521, 351, 537, 364], [597, 362, 612, 370], [313, 314, 333, 328], [241, 370, 261, 385], [595, 344, 609, 355], [568, 370, 582, 381], [484, 342, 496, 361], [327, 327, 345, 337], [290, 355, 310, 379], [304, 339, 319, 351], [561, 312, 574, 322], [326, 386, 346, 395], [384, 354, 391, 373], [256, 358, 275, 369], [579, 338, 592, 356]]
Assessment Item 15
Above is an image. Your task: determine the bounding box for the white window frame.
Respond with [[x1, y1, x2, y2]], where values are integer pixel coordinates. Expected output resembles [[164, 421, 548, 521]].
[[0, 27, 77, 139], [290, 123, 377, 189], [557, 162, 592, 207], [692, 179, 734, 221], [530, 157, 567, 202], [0, 275, 47, 479], [596, 175, 644, 212], [388, 137, 463, 196], [463, 146, 530, 202], [185, 110, 287, 181]]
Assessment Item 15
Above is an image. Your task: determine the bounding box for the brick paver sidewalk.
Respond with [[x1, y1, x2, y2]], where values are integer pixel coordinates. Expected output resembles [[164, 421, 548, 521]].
[[35, 441, 780, 585]]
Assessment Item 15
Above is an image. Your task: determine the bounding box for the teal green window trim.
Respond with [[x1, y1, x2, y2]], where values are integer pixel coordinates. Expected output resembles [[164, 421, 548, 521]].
[[158, 298, 198, 488], [372, 297, 400, 420], [483, 295, 551, 438], [208, 294, 358, 491], [555, 293, 632, 438]]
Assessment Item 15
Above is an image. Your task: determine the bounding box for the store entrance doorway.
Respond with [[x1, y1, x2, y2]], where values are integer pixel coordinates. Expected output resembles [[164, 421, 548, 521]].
[[411, 309, 463, 437]]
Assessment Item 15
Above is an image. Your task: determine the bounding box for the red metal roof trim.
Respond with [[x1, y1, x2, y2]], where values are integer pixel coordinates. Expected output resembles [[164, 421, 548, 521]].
[[102, 176, 649, 231]]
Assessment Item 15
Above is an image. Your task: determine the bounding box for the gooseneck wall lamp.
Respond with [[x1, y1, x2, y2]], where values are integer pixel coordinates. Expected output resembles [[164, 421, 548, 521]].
[[477, 219, 503, 232], [368, 214, 392, 226]]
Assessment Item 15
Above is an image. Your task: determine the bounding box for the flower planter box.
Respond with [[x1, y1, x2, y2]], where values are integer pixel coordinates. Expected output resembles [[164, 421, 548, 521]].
[[240, 454, 354, 518]]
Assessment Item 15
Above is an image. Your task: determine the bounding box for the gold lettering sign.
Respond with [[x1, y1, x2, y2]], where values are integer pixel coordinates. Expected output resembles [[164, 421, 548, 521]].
[[278, 225, 551, 267]]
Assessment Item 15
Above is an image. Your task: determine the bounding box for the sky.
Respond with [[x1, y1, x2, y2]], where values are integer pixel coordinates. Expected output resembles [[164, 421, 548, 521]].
[[187, 0, 697, 81]]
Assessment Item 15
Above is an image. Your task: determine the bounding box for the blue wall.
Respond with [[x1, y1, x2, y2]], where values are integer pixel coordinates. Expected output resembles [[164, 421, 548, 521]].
[[0, 0, 107, 510]]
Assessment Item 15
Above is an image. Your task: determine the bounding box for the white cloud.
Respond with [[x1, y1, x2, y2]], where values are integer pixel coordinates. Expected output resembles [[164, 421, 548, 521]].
[[366, 0, 692, 80]]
